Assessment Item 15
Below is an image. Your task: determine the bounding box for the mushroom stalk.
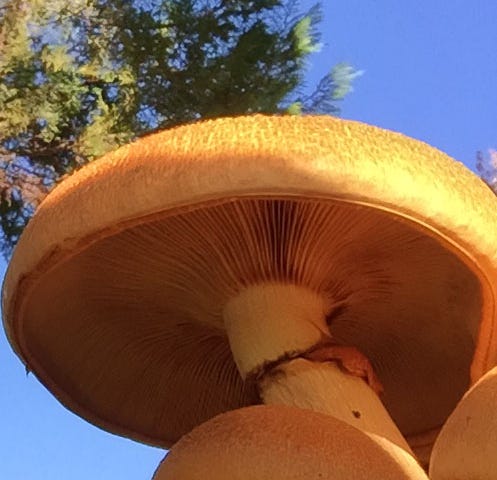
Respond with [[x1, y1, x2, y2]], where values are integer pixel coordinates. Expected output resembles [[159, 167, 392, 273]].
[[223, 283, 412, 454]]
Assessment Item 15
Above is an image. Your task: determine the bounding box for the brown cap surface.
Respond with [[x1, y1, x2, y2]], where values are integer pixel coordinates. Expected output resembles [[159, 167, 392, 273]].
[[429, 365, 497, 479], [154, 405, 429, 480], [3, 115, 497, 447]]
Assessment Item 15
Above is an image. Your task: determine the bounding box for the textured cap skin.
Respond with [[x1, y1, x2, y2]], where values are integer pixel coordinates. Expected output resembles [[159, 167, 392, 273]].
[[6, 115, 497, 371], [3, 115, 497, 449], [429, 366, 497, 479], [155, 405, 429, 480]]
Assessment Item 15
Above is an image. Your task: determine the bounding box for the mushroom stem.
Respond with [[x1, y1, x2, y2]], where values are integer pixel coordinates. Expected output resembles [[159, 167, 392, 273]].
[[223, 283, 412, 454], [260, 358, 412, 453]]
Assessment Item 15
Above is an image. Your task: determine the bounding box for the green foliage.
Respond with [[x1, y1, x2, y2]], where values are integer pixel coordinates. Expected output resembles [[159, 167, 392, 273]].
[[0, 0, 358, 256], [293, 15, 320, 55]]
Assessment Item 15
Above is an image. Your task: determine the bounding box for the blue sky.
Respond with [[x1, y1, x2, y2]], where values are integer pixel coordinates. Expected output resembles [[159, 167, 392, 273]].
[[1, 1, 496, 478]]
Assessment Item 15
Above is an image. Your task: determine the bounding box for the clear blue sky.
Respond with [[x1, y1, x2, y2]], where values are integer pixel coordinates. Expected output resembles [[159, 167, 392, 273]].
[[1, 1, 496, 478]]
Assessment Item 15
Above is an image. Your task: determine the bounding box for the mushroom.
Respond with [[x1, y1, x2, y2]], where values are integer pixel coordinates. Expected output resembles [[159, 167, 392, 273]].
[[3, 115, 497, 463], [429, 365, 497, 479], [154, 405, 429, 480]]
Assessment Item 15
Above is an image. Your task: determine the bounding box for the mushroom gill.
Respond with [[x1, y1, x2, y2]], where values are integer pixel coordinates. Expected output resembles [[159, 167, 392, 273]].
[[16, 196, 480, 446]]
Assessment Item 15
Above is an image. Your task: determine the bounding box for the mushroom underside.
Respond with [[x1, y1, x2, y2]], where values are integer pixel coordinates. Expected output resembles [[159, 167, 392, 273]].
[[13, 196, 480, 447]]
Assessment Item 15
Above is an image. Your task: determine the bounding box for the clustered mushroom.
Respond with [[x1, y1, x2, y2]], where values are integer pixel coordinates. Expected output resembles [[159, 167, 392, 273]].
[[154, 405, 428, 480], [3, 115, 497, 478], [429, 365, 497, 479]]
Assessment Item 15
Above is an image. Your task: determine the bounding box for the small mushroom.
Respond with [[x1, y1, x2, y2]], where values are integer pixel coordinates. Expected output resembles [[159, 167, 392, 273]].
[[3, 115, 497, 460], [429, 365, 497, 479], [154, 405, 429, 480]]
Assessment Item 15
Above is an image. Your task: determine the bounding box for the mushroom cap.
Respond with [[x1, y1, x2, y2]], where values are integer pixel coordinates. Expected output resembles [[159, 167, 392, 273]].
[[429, 365, 497, 479], [154, 405, 429, 480], [3, 115, 497, 448]]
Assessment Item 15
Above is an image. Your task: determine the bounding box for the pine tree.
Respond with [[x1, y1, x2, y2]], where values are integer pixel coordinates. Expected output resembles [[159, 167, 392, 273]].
[[0, 0, 358, 256]]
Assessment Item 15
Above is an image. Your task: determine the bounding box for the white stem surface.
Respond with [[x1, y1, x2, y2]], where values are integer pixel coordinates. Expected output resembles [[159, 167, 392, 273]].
[[224, 283, 330, 377], [260, 357, 413, 453]]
